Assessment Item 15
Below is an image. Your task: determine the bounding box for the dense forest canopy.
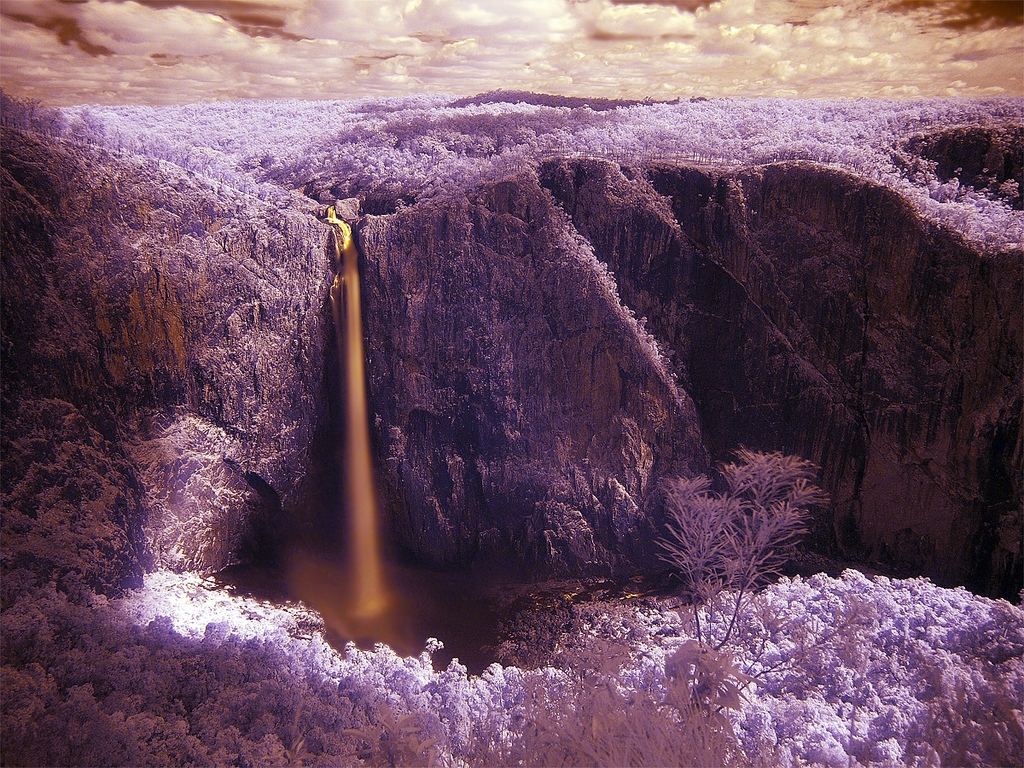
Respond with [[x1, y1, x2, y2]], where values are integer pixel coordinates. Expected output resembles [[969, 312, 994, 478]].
[[4, 91, 1021, 249]]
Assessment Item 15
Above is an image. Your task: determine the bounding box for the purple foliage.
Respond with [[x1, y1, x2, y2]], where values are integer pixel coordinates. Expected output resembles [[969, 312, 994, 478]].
[[3, 568, 1020, 766], [57, 96, 1023, 251]]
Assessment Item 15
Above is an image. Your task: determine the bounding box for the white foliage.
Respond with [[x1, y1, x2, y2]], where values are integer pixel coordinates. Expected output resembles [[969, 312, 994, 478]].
[[4, 566, 1020, 765], [57, 95, 1023, 252]]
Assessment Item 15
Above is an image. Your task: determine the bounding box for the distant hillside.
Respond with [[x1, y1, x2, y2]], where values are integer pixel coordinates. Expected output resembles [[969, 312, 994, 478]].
[[448, 89, 648, 111]]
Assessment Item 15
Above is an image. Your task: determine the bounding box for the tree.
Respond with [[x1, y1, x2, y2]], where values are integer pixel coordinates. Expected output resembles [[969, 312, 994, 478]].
[[658, 449, 828, 649]]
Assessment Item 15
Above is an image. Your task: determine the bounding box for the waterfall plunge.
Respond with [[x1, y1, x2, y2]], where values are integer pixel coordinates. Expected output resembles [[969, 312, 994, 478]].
[[326, 204, 391, 631]]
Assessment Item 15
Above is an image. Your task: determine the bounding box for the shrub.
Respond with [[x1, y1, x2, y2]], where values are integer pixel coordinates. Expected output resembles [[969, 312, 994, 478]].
[[487, 639, 747, 768], [658, 449, 828, 649]]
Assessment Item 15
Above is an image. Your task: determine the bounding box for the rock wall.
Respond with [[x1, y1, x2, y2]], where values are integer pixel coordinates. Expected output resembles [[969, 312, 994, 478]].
[[357, 177, 707, 576], [1, 128, 329, 583], [541, 158, 1022, 598]]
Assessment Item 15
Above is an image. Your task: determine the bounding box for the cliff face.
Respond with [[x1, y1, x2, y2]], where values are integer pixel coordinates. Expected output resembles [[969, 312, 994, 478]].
[[904, 125, 1024, 210], [1, 129, 329, 584], [1, 129, 709, 585], [2, 127, 1020, 597], [541, 158, 1022, 597], [357, 177, 706, 575]]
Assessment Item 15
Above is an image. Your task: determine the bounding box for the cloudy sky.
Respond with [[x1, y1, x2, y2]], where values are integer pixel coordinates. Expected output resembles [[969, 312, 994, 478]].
[[1, 0, 1021, 105]]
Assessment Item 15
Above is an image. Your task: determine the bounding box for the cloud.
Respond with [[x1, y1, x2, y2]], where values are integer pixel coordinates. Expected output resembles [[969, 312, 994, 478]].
[[1, 1, 115, 56], [607, 0, 715, 11], [580, 1, 699, 40], [107, 0, 308, 40], [0, 0, 1020, 104], [890, 0, 1023, 30]]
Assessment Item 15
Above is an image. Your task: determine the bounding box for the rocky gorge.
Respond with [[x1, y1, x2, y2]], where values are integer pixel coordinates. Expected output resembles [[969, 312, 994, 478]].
[[2, 97, 1021, 610]]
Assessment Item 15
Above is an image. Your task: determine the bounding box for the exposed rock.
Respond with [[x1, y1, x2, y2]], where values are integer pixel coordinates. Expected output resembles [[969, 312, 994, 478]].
[[904, 125, 1024, 209], [1, 127, 330, 582], [129, 413, 282, 575], [2, 123, 1020, 597], [358, 175, 707, 576], [541, 158, 1022, 598]]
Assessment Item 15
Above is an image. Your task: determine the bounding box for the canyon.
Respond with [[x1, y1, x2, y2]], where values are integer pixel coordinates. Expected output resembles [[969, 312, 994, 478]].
[[2, 115, 1021, 604]]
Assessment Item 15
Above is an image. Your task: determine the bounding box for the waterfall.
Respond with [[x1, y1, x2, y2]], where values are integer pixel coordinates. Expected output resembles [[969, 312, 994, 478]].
[[327, 205, 390, 627]]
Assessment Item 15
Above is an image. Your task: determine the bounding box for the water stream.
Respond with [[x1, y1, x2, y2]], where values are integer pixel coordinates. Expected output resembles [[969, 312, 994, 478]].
[[316, 205, 393, 641]]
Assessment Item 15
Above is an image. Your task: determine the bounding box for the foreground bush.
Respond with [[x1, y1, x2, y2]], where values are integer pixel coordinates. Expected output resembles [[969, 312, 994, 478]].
[[658, 449, 828, 648], [2, 569, 1021, 766]]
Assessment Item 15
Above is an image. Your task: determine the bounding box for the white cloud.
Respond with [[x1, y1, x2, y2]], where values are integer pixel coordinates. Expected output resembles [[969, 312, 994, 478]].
[[585, 1, 700, 39], [88, 2, 250, 55], [0, 0, 1019, 104]]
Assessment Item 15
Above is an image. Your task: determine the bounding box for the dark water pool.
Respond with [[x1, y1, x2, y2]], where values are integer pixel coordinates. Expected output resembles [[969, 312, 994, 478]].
[[214, 554, 673, 673]]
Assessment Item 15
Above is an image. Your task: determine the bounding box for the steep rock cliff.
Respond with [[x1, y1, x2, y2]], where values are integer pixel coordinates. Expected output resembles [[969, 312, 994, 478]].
[[3, 124, 1020, 596], [357, 175, 707, 575], [541, 158, 1022, 597], [1, 128, 711, 584], [1, 128, 329, 582]]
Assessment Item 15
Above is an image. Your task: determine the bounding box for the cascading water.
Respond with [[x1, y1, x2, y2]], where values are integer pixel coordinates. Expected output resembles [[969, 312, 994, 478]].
[[322, 203, 391, 634], [286, 203, 503, 664]]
